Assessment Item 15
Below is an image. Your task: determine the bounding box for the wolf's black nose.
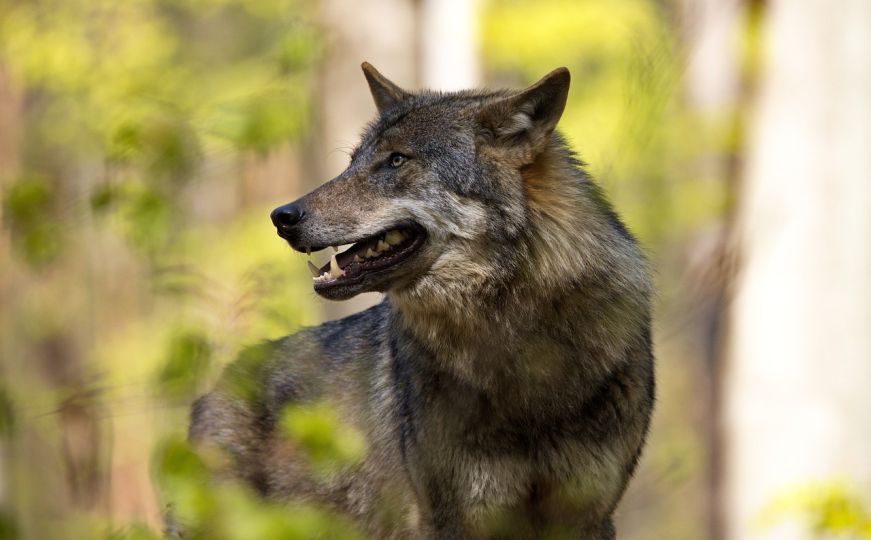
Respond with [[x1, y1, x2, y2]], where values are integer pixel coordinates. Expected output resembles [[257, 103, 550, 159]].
[[271, 203, 303, 231]]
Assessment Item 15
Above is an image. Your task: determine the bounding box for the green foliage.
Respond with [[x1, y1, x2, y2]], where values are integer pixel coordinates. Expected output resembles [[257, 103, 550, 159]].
[[0, 508, 18, 540], [153, 436, 218, 533], [119, 184, 176, 256], [211, 86, 310, 153], [759, 481, 871, 539], [113, 115, 202, 182], [2, 175, 62, 268], [156, 330, 213, 401], [484, 0, 664, 78], [0, 0, 319, 260], [219, 340, 279, 405], [152, 435, 363, 540], [483, 0, 673, 174], [211, 486, 362, 540], [483, 0, 730, 246], [279, 402, 367, 473], [0, 386, 14, 439]]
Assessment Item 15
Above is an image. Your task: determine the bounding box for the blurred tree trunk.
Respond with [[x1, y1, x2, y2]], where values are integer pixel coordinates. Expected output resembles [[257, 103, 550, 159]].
[[0, 64, 20, 264], [419, 0, 480, 90], [724, 1, 871, 539], [0, 62, 19, 521], [680, 1, 744, 539]]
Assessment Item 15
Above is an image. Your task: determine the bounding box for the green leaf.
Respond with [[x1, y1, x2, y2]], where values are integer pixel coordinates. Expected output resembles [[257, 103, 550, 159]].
[[279, 402, 367, 473], [156, 330, 213, 401], [2, 175, 63, 268]]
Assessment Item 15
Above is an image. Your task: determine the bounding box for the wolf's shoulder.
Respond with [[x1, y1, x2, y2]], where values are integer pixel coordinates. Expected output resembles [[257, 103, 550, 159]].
[[309, 299, 390, 346], [209, 301, 391, 411], [253, 300, 390, 371]]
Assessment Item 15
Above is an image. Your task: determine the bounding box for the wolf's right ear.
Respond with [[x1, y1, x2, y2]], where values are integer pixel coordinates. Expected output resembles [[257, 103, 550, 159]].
[[361, 62, 409, 113], [478, 67, 570, 162]]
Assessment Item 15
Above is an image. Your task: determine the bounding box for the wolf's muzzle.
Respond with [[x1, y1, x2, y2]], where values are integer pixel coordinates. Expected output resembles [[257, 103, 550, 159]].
[[270, 202, 304, 240]]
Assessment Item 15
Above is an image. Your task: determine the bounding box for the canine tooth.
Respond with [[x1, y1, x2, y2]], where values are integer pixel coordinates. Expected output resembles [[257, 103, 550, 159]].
[[377, 240, 390, 252], [365, 248, 378, 258], [307, 260, 320, 277], [329, 254, 344, 278], [385, 230, 404, 245]]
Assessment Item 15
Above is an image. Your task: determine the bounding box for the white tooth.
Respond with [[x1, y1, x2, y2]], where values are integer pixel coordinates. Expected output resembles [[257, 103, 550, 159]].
[[385, 230, 404, 245], [377, 240, 390, 252], [365, 248, 378, 259], [307, 261, 320, 277], [329, 254, 344, 278], [353, 255, 363, 263]]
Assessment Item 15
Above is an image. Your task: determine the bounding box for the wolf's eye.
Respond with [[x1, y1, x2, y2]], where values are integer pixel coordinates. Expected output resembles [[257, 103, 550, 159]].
[[389, 153, 408, 168]]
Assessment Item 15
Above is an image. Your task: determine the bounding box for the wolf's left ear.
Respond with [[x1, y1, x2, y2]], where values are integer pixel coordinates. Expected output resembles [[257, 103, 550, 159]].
[[478, 67, 570, 159], [361, 62, 410, 113]]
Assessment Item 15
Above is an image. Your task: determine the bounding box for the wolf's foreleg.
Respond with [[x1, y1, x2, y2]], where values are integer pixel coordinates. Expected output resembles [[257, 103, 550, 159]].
[[188, 390, 271, 491]]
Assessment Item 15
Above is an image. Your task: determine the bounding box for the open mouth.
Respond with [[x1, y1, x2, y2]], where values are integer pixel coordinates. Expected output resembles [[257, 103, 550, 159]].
[[305, 224, 426, 291]]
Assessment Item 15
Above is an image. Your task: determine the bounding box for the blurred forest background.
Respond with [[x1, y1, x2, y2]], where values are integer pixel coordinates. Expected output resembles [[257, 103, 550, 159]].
[[1, 0, 870, 539]]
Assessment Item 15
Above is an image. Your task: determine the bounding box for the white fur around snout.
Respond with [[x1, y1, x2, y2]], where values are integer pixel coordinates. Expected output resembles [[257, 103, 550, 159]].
[[405, 193, 488, 242]]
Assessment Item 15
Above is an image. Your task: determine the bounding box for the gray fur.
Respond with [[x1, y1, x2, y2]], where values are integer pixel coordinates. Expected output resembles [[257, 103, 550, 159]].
[[189, 64, 654, 539]]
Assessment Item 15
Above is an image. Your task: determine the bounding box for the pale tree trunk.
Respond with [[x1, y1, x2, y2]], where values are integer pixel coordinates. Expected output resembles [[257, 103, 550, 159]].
[[724, 1, 871, 539], [682, 0, 742, 115], [419, 0, 480, 90]]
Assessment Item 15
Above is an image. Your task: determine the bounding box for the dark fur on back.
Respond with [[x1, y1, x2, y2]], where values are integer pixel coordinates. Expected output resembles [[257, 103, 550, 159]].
[[189, 65, 654, 539]]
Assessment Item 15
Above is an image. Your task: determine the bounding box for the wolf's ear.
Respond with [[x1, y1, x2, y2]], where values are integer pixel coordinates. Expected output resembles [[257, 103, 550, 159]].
[[478, 67, 570, 159], [361, 62, 409, 113]]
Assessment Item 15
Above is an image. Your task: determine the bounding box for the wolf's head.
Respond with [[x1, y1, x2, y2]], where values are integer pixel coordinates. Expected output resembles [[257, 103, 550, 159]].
[[271, 63, 581, 302]]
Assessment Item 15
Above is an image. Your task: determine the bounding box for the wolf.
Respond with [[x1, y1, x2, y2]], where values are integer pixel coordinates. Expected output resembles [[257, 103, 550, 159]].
[[189, 63, 654, 539]]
